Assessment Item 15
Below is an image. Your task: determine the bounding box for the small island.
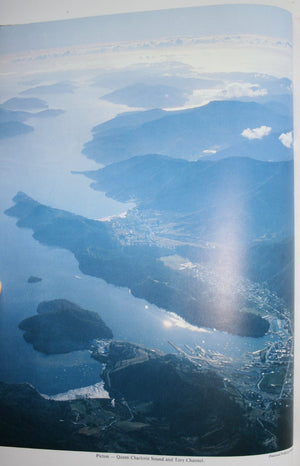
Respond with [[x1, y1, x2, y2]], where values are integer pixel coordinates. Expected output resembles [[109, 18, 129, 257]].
[[19, 299, 113, 354], [27, 276, 42, 284]]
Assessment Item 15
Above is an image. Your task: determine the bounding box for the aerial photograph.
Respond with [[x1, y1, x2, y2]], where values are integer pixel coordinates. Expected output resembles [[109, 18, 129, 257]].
[[0, 3, 294, 458]]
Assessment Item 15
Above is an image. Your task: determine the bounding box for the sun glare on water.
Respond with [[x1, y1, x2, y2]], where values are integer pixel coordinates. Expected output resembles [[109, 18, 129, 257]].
[[163, 320, 173, 328]]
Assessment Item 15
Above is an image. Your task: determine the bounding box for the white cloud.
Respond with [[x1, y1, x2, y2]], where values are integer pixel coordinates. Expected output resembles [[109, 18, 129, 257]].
[[221, 82, 268, 99], [279, 131, 293, 148], [187, 82, 268, 110], [203, 149, 217, 154], [241, 125, 272, 140]]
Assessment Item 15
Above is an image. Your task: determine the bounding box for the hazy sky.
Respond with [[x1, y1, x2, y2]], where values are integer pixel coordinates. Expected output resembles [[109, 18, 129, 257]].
[[0, 4, 292, 55]]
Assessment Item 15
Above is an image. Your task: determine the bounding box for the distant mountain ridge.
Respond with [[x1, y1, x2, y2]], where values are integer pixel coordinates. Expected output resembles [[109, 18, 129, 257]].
[[1, 97, 48, 111], [0, 121, 33, 139], [0, 101, 64, 139], [20, 81, 75, 95], [83, 100, 292, 164], [85, 155, 294, 242], [201, 132, 292, 162], [101, 82, 190, 108]]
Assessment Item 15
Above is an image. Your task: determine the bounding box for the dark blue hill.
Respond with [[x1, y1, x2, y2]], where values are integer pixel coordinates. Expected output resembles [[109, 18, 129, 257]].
[[0, 103, 64, 139], [83, 100, 292, 164], [6, 191, 271, 337], [86, 155, 293, 242], [101, 82, 189, 108], [0, 107, 29, 123], [91, 108, 165, 136], [20, 81, 75, 95], [0, 121, 33, 138], [202, 132, 292, 162], [1, 97, 48, 111]]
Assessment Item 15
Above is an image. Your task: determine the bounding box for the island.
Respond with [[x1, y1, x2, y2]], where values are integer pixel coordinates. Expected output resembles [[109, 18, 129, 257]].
[[32, 109, 65, 118], [0, 101, 64, 139], [101, 82, 190, 108], [19, 299, 113, 354], [1, 97, 48, 111], [20, 81, 75, 95], [27, 276, 42, 284], [0, 121, 34, 139]]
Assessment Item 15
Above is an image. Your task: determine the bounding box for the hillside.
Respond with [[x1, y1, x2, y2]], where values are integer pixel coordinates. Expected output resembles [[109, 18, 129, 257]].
[[85, 155, 294, 242], [83, 100, 292, 163], [6, 191, 270, 337]]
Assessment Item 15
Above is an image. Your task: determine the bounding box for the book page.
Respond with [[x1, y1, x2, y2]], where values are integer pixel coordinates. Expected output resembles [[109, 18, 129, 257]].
[[0, 1, 298, 465]]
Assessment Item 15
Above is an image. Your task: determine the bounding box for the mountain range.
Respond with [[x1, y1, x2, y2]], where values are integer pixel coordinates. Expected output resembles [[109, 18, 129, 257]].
[[85, 155, 294, 243], [83, 100, 292, 164]]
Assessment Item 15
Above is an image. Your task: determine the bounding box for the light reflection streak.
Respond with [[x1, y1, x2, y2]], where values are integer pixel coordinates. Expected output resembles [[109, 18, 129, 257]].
[[162, 312, 211, 333]]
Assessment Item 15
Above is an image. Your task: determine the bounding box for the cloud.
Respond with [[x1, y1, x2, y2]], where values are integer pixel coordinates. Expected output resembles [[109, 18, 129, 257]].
[[221, 82, 268, 99], [188, 82, 268, 110], [203, 149, 217, 154], [241, 125, 272, 140], [279, 131, 293, 148]]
